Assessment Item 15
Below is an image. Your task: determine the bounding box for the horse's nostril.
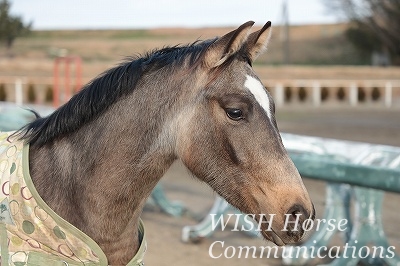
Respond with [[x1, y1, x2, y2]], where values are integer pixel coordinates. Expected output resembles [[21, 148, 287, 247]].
[[291, 210, 300, 217], [285, 204, 311, 239], [286, 204, 309, 221]]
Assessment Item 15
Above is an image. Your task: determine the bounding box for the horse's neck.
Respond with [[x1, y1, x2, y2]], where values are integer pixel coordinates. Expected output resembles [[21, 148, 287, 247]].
[[28, 83, 179, 264]]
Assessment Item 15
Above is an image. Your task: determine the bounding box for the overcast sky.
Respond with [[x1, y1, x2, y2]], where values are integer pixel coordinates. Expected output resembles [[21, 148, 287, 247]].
[[10, 0, 342, 30]]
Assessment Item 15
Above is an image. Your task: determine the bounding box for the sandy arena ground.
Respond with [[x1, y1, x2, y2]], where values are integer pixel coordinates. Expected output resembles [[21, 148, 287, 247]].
[[140, 106, 400, 266]]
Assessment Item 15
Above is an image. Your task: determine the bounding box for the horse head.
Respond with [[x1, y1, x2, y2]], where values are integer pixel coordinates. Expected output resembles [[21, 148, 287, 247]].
[[175, 21, 315, 245]]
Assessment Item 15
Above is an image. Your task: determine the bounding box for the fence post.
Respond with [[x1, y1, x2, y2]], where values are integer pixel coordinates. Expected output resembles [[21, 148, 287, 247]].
[[54, 58, 60, 108], [15, 78, 23, 105], [312, 81, 321, 107], [385, 82, 392, 108], [75, 56, 82, 93], [275, 83, 284, 107], [349, 82, 357, 106]]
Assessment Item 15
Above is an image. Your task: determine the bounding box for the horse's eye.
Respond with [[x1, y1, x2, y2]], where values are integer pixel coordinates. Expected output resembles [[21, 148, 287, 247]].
[[225, 108, 243, 121]]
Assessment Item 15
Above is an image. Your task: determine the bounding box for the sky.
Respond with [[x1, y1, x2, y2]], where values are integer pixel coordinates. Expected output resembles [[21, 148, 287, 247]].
[[10, 0, 342, 30]]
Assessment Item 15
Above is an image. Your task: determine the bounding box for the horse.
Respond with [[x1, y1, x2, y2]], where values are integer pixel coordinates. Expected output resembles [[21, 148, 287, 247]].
[[3, 21, 314, 265]]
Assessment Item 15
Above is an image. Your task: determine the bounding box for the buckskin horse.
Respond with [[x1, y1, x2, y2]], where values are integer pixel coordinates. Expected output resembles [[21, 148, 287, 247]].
[[0, 21, 314, 265]]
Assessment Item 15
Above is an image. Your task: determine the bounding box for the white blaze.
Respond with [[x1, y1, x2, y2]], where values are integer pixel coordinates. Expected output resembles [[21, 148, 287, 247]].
[[244, 75, 271, 120]]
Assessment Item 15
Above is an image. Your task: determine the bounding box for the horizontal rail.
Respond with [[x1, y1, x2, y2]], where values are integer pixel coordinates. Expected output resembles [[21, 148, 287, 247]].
[[1, 77, 400, 87], [2, 78, 399, 108], [290, 153, 400, 193]]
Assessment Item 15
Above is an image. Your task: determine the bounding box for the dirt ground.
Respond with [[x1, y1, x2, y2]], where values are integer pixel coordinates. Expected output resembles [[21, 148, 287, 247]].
[[141, 106, 400, 266]]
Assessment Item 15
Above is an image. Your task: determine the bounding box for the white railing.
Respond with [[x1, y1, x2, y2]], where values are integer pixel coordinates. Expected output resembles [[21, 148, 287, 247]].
[[263, 79, 400, 108], [1, 78, 400, 107]]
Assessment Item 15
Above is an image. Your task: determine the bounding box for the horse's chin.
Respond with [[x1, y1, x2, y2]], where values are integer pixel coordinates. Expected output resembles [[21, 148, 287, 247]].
[[260, 228, 286, 246]]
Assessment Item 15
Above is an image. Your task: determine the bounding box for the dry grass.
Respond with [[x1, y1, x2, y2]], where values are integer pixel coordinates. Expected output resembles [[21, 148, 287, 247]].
[[1, 23, 399, 85]]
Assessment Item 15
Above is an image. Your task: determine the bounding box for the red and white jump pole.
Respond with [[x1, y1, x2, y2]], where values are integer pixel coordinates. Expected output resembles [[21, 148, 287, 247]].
[[53, 56, 82, 107]]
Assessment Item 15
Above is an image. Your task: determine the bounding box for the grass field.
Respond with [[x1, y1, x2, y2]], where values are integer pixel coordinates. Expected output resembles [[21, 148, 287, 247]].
[[3, 23, 353, 63]]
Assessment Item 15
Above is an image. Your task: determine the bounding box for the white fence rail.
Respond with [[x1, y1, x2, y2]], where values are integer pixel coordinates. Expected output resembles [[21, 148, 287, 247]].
[[264, 79, 400, 108], [0, 77, 400, 107]]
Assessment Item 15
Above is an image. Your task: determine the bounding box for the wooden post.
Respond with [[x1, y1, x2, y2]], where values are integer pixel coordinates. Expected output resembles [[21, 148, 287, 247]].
[[349, 83, 357, 106], [15, 78, 23, 105], [75, 57, 82, 93], [275, 83, 284, 107], [312, 81, 321, 107], [385, 82, 392, 108], [65, 58, 70, 102], [53, 58, 60, 108]]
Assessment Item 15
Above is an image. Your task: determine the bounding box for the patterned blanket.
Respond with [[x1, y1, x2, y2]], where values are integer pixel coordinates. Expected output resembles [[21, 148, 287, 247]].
[[0, 132, 146, 265]]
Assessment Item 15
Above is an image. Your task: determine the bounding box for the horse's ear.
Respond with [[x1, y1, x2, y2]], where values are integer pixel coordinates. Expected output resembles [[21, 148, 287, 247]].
[[204, 21, 255, 68], [246, 21, 272, 63]]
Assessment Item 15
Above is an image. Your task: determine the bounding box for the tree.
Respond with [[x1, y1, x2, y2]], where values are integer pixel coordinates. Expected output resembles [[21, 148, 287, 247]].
[[0, 0, 32, 51], [322, 0, 400, 65]]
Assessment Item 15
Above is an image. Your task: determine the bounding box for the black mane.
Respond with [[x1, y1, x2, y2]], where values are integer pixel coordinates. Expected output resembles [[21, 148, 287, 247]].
[[15, 39, 215, 146]]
